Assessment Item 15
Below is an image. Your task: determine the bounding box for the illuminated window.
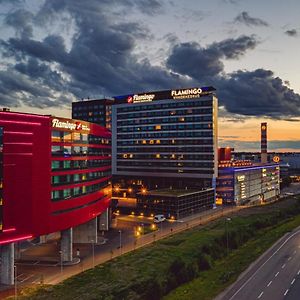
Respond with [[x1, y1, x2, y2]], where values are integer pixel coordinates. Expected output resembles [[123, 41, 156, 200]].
[[150, 140, 154, 144], [179, 117, 185, 122], [129, 154, 133, 158], [155, 125, 161, 130], [156, 154, 161, 158], [142, 140, 147, 144], [123, 154, 128, 158], [156, 140, 161, 144], [171, 140, 175, 144], [171, 154, 176, 159]]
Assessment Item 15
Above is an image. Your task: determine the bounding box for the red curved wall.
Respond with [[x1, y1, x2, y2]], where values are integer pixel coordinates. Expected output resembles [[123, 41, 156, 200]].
[[0, 112, 111, 245]]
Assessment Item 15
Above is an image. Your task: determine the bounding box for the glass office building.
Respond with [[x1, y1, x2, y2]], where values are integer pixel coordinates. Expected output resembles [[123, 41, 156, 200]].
[[111, 87, 218, 215]]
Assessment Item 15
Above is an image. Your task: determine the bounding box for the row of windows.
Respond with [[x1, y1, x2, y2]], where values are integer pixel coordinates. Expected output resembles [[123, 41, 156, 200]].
[[117, 161, 214, 168], [117, 154, 214, 160], [117, 112, 213, 121], [73, 104, 105, 111], [117, 167, 214, 174], [52, 131, 110, 145], [117, 123, 212, 133], [117, 139, 213, 146], [117, 100, 213, 113], [117, 131, 213, 139], [51, 146, 111, 157], [52, 170, 111, 186], [51, 181, 110, 201], [117, 115, 213, 126], [73, 111, 104, 116], [51, 159, 111, 171]]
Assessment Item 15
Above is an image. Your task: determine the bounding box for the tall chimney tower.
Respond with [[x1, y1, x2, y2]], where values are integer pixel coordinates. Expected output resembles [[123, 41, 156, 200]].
[[261, 122, 267, 163]]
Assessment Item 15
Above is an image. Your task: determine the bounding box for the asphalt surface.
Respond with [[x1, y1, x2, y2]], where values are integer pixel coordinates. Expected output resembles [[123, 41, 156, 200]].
[[217, 227, 300, 300]]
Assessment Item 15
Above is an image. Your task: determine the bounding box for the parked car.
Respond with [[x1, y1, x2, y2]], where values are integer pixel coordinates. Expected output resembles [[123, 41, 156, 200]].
[[153, 214, 166, 223]]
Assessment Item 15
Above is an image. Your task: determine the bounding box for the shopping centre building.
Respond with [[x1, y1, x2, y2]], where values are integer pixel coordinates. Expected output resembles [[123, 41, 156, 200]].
[[0, 110, 111, 284]]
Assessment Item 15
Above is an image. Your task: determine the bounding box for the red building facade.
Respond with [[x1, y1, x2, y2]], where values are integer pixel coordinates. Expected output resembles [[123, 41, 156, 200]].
[[0, 111, 111, 245]]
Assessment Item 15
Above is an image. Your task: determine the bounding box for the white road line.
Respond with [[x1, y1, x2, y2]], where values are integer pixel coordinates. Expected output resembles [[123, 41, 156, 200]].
[[267, 280, 272, 287], [282, 264, 286, 269], [284, 289, 289, 296], [297, 270, 300, 275], [228, 229, 300, 300], [20, 274, 35, 283], [291, 278, 295, 285], [275, 271, 280, 277], [294, 250, 297, 254], [288, 256, 292, 261], [257, 291, 264, 299]]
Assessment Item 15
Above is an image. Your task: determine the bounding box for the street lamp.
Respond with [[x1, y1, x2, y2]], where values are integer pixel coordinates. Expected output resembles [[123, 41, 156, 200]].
[[91, 239, 95, 268], [225, 217, 231, 255], [119, 230, 122, 255], [59, 250, 63, 274], [14, 265, 17, 300]]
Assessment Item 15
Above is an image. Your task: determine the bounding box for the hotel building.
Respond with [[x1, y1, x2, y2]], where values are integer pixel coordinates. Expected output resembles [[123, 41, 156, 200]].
[[111, 87, 218, 216]]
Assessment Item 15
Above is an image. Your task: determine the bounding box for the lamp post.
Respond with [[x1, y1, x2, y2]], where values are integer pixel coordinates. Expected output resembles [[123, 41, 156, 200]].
[[225, 217, 231, 255], [14, 265, 17, 300], [91, 239, 95, 268], [59, 250, 63, 274], [118, 230, 122, 255]]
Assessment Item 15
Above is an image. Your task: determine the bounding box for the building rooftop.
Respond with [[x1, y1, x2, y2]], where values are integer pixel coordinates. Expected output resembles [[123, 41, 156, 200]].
[[138, 188, 213, 198]]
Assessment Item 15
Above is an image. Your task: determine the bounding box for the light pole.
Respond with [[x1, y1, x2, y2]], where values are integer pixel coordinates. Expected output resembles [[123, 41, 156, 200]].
[[119, 230, 122, 255], [91, 239, 95, 268], [225, 217, 231, 255], [59, 250, 63, 274], [14, 265, 17, 300]]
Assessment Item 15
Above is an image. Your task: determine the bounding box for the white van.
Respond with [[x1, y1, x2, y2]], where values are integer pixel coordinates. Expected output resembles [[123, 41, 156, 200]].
[[153, 214, 166, 223]]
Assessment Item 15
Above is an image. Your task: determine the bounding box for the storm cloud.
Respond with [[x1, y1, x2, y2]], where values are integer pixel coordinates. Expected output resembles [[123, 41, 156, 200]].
[[0, 0, 300, 120], [234, 11, 269, 27], [285, 29, 298, 37]]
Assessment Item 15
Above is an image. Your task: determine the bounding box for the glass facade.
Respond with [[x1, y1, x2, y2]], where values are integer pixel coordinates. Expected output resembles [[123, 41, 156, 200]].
[[51, 125, 111, 206], [217, 164, 280, 205], [112, 95, 218, 181]]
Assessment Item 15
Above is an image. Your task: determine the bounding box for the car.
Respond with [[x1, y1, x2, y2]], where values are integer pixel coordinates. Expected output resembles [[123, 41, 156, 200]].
[[153, 214, 166, 223]]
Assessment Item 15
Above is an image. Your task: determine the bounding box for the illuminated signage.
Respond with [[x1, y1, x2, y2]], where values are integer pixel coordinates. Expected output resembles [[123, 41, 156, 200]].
[[171, 88, 202, 99], [273, 156, 280, 163], [129, 94, 156, 103], [115, 86, 216, 103], [237, 175, 245, 182], [0, 127, 3, 232], [52, 118, 90, 131]]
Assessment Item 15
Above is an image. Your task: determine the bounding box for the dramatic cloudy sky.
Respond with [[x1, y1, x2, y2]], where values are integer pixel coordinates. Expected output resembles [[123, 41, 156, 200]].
[[0, 0, 300, 151]]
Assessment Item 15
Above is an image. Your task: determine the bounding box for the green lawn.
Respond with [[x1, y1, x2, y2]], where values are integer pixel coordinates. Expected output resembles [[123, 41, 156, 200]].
[[15, 197, 300, 300]]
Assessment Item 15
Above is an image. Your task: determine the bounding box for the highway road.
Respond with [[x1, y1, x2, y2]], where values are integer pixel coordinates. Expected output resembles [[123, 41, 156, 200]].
[[217, 227, 300, 300]]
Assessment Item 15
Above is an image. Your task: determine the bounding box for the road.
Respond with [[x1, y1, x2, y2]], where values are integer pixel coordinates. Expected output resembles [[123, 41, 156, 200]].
[[217, 227, 300, 300]]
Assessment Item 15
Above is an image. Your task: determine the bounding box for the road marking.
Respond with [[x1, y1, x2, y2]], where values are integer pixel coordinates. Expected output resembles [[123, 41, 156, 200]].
[[291, 278, 295, 285], [228, 228, 300, 300], [275, 271, 280, 277], [297, 270, 300, 275], [294, 250, 297, 254], [282, 264, 286, 269], [267, 280, 272, 287], [20, 274, 34, 283], [284, 289, 289, 296], [257, 291, 264, 299], [288, 256, 292, 261]]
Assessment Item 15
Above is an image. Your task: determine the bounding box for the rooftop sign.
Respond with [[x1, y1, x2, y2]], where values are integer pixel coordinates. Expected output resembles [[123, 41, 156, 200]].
[[114, 86, 216, 103], [51, 118, 90, 132]]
